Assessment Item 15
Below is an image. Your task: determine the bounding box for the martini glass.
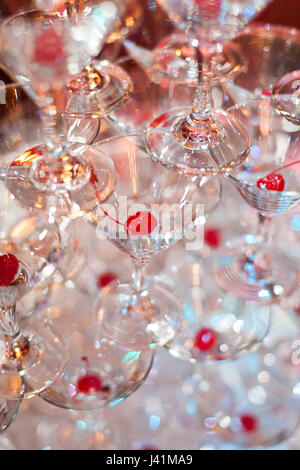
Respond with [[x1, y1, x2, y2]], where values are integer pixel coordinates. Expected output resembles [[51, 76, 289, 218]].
[[271, 70, 300, 126], [217, 98, 300, 304], [146, 1, 273, 176], [0, 8, 116, 217], [162, 244, 270, 363], [86, 133, 221, 350], [50, 0, 139, 119], [179, 339, 300, 448], [38, 282, 154, 410], [228, 24, 300, 103], [0, 173, 72, 399]]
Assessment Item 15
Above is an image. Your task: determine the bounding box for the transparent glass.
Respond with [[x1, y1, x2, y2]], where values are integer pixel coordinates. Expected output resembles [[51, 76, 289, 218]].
[[86, 133, 221, 350], [162, 243, 270, 362], [39, 283, 154, 410], [147, 0, 272, 176], [0, 9, 115, 215], [271, 70, 300, 126], [178, 341, 300, 448], [230, 24, 300, 100], [217, 98, 300, 304]]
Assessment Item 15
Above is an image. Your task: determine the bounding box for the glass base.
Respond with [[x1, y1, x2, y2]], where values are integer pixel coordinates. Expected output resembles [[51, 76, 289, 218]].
[[65, 61, 134, 118], [271, 70, 300, 125], [0, 398, 20, 432], [154, 32, 246, 86], [147, 107, 250, 176], [0, 320, 67, 400], [95, 282, 183, 350], [216, 237, 298, 305], [5, 144, 115, 216], [39, 284, 154, 410]]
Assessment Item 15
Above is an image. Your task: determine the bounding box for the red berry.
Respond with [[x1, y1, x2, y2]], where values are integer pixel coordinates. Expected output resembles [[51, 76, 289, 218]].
[[141, 446, 158, 450], [194, 328, 217, 352], [240, 414, 258, 433], [33, 27, 65, 65], [256, 174, 285, 192], [77, 374, 102, 395], [204, 228, 221, 249], [0, 254, 19, 287], [126, 211, 158, 236], [97, 272, 118, 289]]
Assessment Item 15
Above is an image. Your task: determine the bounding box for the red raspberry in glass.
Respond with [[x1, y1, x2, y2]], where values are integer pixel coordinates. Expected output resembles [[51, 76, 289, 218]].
[[126, 211, 158, 236], [240, 414, 258, 433], [256, 174, 285, 192], [97, 272, 118, 289], [33, 27, 66, 65], [0, 254, 19, 287], [204, 227, 221, 249], [194, 328, 217, 352]]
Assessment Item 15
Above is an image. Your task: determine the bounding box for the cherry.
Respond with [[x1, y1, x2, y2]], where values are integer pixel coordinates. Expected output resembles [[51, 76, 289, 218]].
[[126, 211, 158, 236], [76, 356, 103, 395], [261, 89, 271, 97], [33, 27, 66, 65], [0, 254, 19, 287], [97, 272, 118, 289], [194, 328, 217, 352], [204, 227, 222, 249], [256, 174, 285, 192], [77, 375, 102, 394], [240, 414, 258, 433]]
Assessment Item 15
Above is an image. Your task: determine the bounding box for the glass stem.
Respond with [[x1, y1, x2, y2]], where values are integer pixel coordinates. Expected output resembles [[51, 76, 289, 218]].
[[256, 213, 273, 247], [0, 304, 20, 340], [41, 82, 66, 153], [0, 304, 27, 361], [131, 258, 149, 293], [187, 46, 219, 127]]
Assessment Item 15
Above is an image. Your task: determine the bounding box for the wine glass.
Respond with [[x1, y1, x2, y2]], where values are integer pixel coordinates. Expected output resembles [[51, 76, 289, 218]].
[[146, 1, 273, 176], [0, 8, 116, 217], [0, 173, 73, 399], [228, 24, 300, 102], [179, 338, 300, 448], [36, 282, 154, 410], [85, 133, 221, 350], [51, 0, 140, 119], [217, 98, 300, 304], [161, 243, 270, 363], [271, 70, 300, 126]]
